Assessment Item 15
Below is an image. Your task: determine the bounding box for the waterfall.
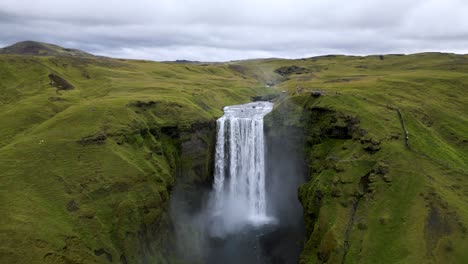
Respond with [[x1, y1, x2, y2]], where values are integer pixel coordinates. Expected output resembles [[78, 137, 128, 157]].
[[211, 101, 274, 231]]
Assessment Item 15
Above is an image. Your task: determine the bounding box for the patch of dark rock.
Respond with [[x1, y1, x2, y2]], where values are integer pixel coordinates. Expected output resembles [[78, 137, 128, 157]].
[[66, 200, 79, 212], [77, 133, 107, 145], [358, 129, 368, 137], [309, 107, 334, 114], [311, 91, 323, 97], [113, 182, 130, 192], [324, 115, 360, 139], [228, 64, 250, 75], [359, 173, 372, 194], [382, 175, 392, 183], [48, 73, 74, 92], [324, 78, 359, 83], [127, 100, 158, 109], [42, 252, 75, 263], [299, 189, 323, 236], [363, 143, 381, 153], [161, 126, 179, 138], [379, 217, 389, 225], [357, 222, 368, 230], [56, 176, 73, 194], [411, 110, 434, 127], [356, 65, 368, 69], [94, 248, 113, 262], [191, 121, 216, 132], [375, 163, 391, 182], [48, 96, 67, 102], [148, 128, 160, 138], [82, 71, 91, 79], [334, 78, 351, 83], [274, 65, 310, 76], [334, 164, 345, 172], [79, 211, 95, 219], [361, 138, 381, 153], [443, 241, 454, 252], [425, 204, 452, 254], [324, 126, 353, 139], [389, 132, 400, 140], [331, 187, 343, 197], [34, 239, 49, 249], [339, 177, 353, 184], [341, 197, 360, 264], [458, 222, 467, 234], [89, 187, 111, 199], [173, 59, 201, 64], [252, 93, 280, 101], [340, 200, 349, 208], [314, 55, 337, 59]]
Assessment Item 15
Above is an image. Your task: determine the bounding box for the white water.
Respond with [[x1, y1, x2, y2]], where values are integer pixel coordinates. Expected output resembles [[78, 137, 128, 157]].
[[211, 101, 274, 231]]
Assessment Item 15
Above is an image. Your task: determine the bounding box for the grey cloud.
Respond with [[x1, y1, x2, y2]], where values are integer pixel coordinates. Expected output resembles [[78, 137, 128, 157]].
[[1, 0, 467, 61]]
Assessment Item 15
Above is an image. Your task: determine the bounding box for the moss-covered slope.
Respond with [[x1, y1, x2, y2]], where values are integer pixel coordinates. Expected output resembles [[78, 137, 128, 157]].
[[0, 53, 269, 263], [253, 53, 468, 263]]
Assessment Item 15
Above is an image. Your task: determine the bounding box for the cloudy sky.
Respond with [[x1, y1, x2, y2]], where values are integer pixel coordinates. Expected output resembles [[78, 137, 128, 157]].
[[1, 0, 467, 61]]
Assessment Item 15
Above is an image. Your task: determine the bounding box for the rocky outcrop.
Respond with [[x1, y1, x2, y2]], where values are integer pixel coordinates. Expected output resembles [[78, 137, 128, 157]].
[[48, 73, 75, 92], [274, 65, 311, 76]]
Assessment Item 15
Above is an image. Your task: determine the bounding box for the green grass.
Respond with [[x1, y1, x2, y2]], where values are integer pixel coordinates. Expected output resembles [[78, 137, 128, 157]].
[[1, 50, 467, 263], [255, 53, 468, 263], [0, 54, 269, 263]]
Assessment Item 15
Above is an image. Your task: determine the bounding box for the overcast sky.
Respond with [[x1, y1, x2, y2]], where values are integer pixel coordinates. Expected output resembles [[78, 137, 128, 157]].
[[1, 0, 467, 61]]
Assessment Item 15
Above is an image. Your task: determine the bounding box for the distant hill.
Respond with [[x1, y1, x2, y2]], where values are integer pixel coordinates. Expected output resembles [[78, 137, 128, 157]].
[[0, 40, 94, 57]]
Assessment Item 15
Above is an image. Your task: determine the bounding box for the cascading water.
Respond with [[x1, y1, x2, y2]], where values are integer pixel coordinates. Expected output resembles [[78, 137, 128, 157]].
[[210, 101, 275, 236], [171, 100, 305, 264]]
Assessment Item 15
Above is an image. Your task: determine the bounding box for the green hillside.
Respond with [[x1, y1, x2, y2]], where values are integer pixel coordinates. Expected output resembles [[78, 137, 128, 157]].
[[1, 42, 467, 263], [249, 53, 468, 263], [0, 49, 269, 263]]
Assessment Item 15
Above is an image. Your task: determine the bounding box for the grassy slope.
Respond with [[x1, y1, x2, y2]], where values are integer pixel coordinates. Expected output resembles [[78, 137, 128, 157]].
[[244, 53, 468, 263], [1, 50, 467, 264], [0, 55, 269, 263]]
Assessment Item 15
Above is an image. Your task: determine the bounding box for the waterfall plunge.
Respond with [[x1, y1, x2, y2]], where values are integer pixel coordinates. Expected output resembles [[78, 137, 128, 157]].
[[210, 101, 275, 236]]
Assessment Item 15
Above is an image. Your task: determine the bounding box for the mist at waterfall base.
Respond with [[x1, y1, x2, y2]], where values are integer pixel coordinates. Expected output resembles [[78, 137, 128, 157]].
[[170, 101, 306, 264]]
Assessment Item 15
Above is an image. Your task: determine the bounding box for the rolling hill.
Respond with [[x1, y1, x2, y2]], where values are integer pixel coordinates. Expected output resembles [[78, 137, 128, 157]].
[[0, 42, 467, 263]]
